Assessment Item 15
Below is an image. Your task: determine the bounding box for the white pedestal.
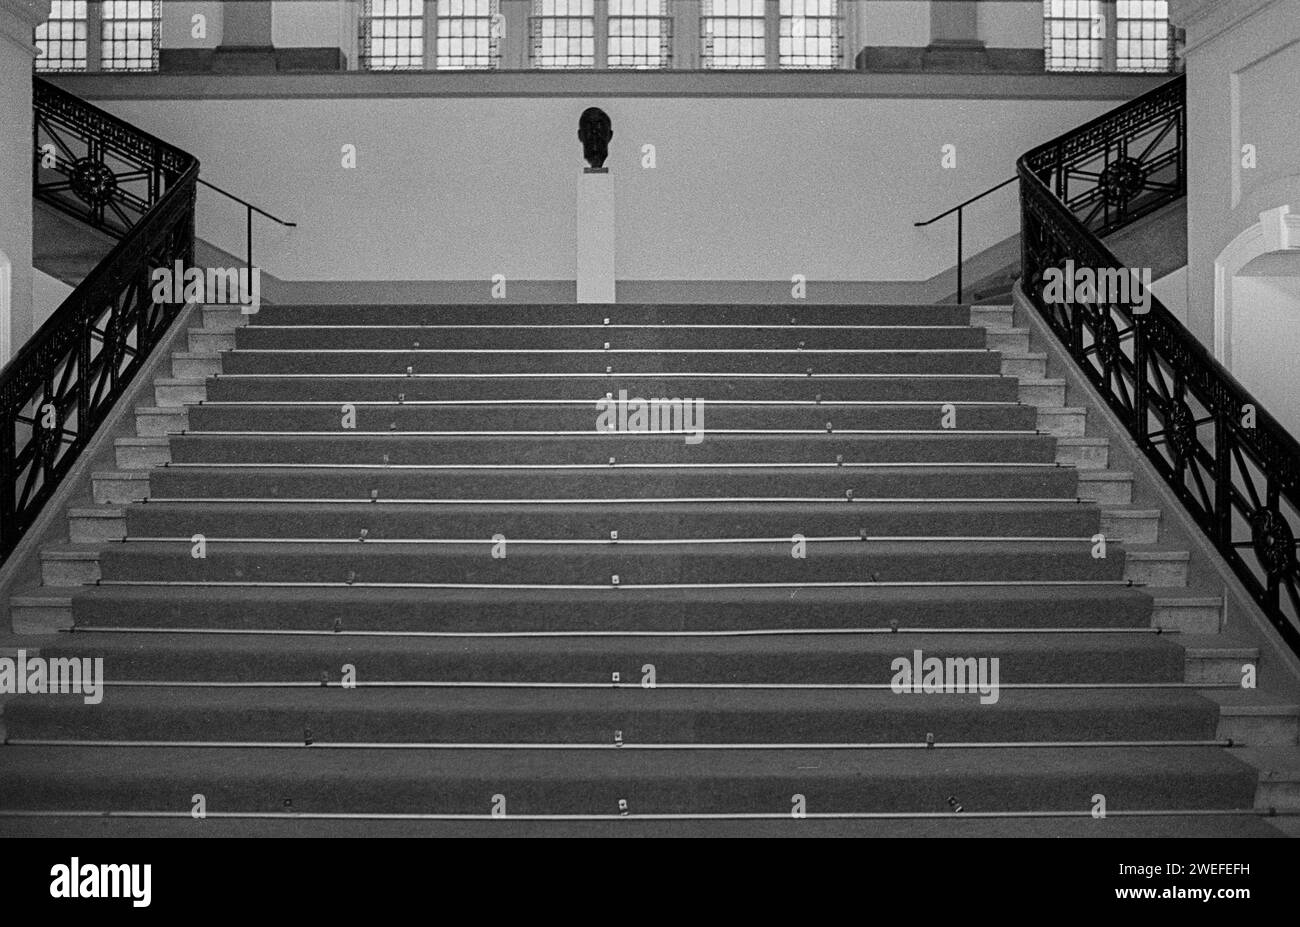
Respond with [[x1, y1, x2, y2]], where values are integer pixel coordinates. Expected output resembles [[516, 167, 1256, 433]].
[[577, 170, 615, 303]]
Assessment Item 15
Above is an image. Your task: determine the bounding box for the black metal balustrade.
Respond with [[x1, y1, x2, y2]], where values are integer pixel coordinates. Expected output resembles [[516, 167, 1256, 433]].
[[1018, 74, 1300, 655], [0, 77, 199, 562]]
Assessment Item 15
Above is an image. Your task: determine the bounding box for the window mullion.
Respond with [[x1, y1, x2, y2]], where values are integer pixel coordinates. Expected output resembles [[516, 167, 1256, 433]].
[[88, 0, 102, 72], [594, 0, 608, 69], [424, 0, 436, 69], [672, 0, 699, 69], [765, 0, 778, 69], [1103, 0, 1118, 71]]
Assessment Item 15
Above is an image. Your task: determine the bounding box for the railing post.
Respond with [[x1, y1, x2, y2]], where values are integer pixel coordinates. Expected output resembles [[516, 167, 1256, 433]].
[[955, 207, 964, 304], [1213, 414, 1233, 548], [246, 205, 254, 280], [0, 390, 14, 553], [1132, 311, 1149, 448]]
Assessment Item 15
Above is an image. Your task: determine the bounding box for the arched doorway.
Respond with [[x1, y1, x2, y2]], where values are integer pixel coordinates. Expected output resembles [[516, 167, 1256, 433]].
[[1213, 206, 1300, 438]]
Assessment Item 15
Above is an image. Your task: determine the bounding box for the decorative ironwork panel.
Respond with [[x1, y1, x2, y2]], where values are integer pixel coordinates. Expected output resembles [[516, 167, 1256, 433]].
[[1018, 74, 1300, 654], [1022, 76, 1183, 239], [3, 78, 198, 562]]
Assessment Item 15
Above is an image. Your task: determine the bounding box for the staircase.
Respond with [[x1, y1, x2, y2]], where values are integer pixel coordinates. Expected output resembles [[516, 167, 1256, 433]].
[[1, 300, 1293, 836]]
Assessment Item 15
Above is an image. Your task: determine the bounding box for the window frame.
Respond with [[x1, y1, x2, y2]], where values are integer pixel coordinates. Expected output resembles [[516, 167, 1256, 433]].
[[606, 0, 674, 71], [1044, 0, 1173, 74], [434, 0, 502, 71], [100, 0, 162, 73], [359, 0, 428, 71], [529, 0, 598, 70], [35, 0, 162, 74]]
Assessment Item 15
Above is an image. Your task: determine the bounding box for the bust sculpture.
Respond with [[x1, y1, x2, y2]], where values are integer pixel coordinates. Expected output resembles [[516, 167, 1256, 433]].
[[578, 107, 613, 172]]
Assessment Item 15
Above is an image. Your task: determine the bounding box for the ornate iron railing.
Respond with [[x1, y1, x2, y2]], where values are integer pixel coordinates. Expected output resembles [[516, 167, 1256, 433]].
[[1018, 74, 1300, 655], [0, 77, 198, 562]]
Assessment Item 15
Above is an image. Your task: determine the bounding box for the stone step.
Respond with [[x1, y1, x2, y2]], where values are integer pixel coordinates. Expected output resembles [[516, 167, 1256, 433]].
[[39, 547, 100, 587], [1036, 406, 1086, 438], [1055, 436, 1109, 470], [134, 405, 188, 437], [1179, 634, 1259, 686], [1212, 696, 1300, 747], [1001, 352, 1048, 379], [1123, 549, 1190, 587], [92, 470, 151, 505], [1076, 470, 1133, 505], [1100, 508, 1161, 545], [154, 378, 207, 407], [969, 305, 1013, 330], [1150, 594, 1222, 634], [172, 351, 222, 379], [984, 328, 1031, 354], [1237, 747, 1300, 813], [1018, 378, 1066, 407], [188, 328, 236, 353], [203, 305, 251, 332], [9, 591, 73, 635], [67, 506, 127, 543], [114, 436, 171, 470]]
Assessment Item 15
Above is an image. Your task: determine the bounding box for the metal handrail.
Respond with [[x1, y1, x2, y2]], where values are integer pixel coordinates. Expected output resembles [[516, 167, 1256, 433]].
[[197, 177, 296, 280]]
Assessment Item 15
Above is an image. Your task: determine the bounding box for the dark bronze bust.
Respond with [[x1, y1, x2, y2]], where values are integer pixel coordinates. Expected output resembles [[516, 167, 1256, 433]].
[[578, 107, 613, 171]]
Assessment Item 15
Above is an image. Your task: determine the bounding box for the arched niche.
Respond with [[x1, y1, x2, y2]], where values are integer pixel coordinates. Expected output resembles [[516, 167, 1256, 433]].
[[1213, 205, 1300, 437]]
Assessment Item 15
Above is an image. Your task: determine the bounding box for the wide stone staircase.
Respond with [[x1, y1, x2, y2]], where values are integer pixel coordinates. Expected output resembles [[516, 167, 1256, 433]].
[[1, 300, 1295, 836]]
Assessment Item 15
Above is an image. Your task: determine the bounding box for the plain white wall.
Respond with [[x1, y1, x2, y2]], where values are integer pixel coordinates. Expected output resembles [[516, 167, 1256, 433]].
[[0, 0, 42, 362], [272, 0, 346, 48], [1182, 0, 1300, 347], [1152, 266, 1188, 325], [978, 1, 1043, 48], [1229, 272, 1300, 438], [31, 268, 73, 332], [98, 94, 1119, 285], [161, 1, 222, 49], [857, 0, 932, 46]]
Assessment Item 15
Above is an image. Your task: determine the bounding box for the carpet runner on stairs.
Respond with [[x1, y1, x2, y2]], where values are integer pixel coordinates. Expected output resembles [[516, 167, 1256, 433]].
[[0, 302, 1283, 836]]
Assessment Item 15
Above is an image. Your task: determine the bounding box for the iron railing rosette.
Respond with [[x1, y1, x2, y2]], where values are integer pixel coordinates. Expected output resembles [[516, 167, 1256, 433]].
[[0, 78, 198, 562], [1018, 74, 1300, 654]]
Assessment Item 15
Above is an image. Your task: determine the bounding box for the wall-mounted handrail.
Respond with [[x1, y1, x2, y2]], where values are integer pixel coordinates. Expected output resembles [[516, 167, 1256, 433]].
[[196, 177, 296, 280], [1016, 73, 1300, 657], [915, 176, 1019, 304]]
